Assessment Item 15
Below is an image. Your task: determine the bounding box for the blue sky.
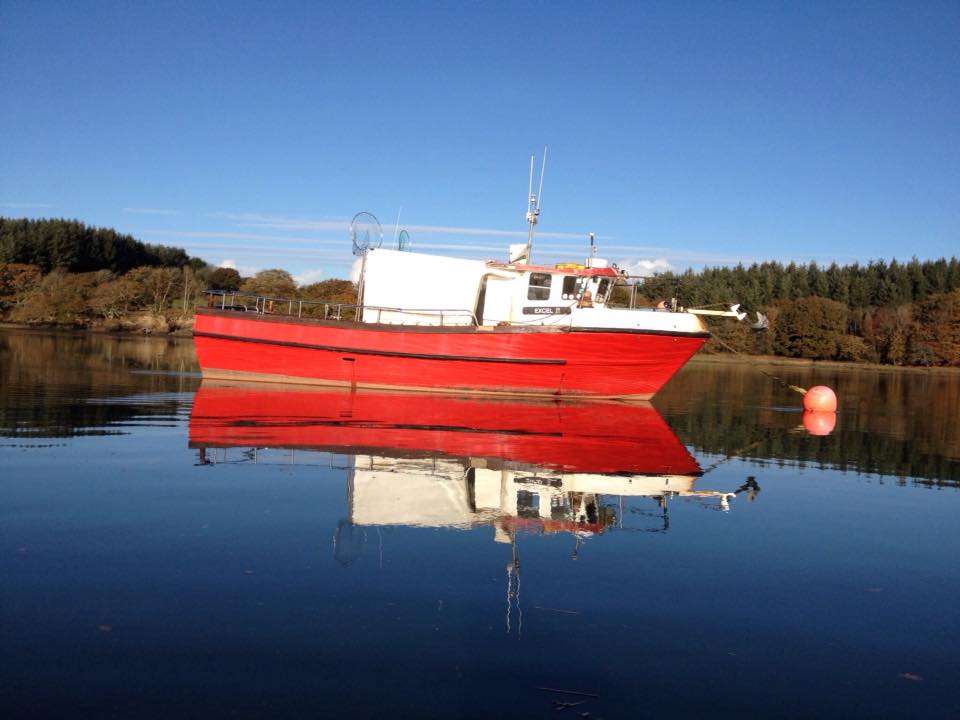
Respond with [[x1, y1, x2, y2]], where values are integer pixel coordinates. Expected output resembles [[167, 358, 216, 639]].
[[2, 1, 958, 283]]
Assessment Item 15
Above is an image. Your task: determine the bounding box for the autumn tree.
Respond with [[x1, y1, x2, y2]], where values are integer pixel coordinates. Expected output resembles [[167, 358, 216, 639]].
[[0, 263, 42, 312], [866, 306, 914, 365], [10, 270, 99, 325], [772, 297, 848, 359], [240, 269, 296, 298], [299, 279, 357, 304], [178, 266, 204, 316], [126, 266, 182, 313], [908, 290, 960, 366], [209, 267, 242, 291], [88, 274, 145, 318]]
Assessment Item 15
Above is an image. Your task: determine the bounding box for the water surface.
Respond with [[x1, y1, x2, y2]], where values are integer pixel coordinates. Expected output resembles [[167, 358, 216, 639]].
[[2, 329, 958, 718]]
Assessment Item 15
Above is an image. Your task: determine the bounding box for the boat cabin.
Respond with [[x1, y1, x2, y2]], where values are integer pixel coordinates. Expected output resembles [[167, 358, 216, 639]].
[[358, 248, 622, 327]]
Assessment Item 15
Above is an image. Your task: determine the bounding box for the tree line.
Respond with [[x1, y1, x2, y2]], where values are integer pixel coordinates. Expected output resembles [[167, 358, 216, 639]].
[[0, 219, 356, 331], [0, 217, 199, 273], [636, 257, 960, 310], [626, 258, 960, 367], [0, 262, 357, 332]]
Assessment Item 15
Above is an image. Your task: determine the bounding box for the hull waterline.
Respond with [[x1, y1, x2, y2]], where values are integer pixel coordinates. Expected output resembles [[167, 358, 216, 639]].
[[193, 309, 707, 399]]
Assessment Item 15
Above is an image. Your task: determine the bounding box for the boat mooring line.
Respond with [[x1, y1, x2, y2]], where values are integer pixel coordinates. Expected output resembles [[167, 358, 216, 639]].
[[711, 335, 807, 396], [194, 332, 568, 365]]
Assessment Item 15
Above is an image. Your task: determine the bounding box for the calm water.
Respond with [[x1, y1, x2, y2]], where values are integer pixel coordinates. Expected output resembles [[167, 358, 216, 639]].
[[2, 328, 959, 719]]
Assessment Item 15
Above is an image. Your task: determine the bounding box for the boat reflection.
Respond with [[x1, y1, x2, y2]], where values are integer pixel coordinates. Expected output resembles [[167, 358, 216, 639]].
[[189, 383, 752, 542]]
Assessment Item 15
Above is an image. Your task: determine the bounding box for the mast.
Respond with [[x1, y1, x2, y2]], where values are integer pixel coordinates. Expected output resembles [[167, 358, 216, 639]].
[[521, 148, 547, 264]]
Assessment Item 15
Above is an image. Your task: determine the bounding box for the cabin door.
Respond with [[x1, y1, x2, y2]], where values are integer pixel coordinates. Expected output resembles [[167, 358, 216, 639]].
[[474, 278, 487, 325]]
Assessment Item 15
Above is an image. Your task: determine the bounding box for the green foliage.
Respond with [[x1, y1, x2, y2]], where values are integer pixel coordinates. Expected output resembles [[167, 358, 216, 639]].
[[863, 306, 914, 365], [240, 269, 296, 298], [773, 297, 848, 359], [642, 256, 960, 311], [629, 255, 960, 366], [299, 279, 357, 304], [0, 217, 197, 273], [0, 263, 199, 328], [0, 263, 43, 311], [908, 290, 960, 367], [701, 315, 756, 354], [10, 270, 100, 325], [126, 266, 182, 313], [834, 334, 871, 362], [209, 267, 242, 291], [88, 274, 145, 318]]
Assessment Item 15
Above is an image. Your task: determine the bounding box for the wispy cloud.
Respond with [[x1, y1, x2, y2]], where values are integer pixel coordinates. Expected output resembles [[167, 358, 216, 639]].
[[192, 245, 349, 262], [160, 226, 751, 271], [139, 229, 351, 246], [1, 202, 54, 209], [122, 207, 181, 216], [217, 259, 263, 277], [209, 212, 348, 231], [618, 258, 673, 276], [211, 211, 608, 242], [166, 211, 840, 274], [294, 269, 328, 285], [402, 224, 600, 241]]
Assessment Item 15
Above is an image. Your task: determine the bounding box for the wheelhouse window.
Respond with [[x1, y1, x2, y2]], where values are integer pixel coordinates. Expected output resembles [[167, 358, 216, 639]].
[[528, 273, 552, 301], [597, 278, 610, 303], [562, 276, 580, 300]]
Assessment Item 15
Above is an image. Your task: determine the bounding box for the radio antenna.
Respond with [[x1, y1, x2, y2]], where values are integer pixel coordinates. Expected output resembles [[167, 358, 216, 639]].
[[522, 146, 547, 263], [536, 146, 547, 212]]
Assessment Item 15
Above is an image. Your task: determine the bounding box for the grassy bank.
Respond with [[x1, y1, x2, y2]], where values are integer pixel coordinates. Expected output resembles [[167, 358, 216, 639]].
[[689, 350, 960, 375]]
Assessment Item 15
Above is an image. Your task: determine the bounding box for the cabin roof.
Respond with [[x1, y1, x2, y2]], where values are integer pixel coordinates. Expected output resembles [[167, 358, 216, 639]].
[[485, 260, 620, 278]]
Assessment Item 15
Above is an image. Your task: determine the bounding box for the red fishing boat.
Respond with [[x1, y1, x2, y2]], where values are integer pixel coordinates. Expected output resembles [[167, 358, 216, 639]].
[[194, 158, 745, 398]]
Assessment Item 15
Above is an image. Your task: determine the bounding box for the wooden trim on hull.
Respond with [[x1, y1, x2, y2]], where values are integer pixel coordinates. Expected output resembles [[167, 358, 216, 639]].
[[199, 367, 655, 400]]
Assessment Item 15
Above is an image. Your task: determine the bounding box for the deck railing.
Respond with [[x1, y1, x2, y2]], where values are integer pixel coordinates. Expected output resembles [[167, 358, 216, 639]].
[[203, 290, 478, 327]]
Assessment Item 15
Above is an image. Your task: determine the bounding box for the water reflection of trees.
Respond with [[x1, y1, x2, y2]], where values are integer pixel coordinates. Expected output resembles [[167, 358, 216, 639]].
[[656, 361, 960, 487], [4, 328, 960, 486], [0, 329, 199, 437]]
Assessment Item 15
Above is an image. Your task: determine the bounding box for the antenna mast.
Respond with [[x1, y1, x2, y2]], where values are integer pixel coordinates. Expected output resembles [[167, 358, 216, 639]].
[[522, 147, 547, 263]]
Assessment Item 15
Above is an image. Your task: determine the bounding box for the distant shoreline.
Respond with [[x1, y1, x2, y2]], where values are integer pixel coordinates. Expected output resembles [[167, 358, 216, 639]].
[[0, 320, 193, 338], [691, 351, 960, 375]]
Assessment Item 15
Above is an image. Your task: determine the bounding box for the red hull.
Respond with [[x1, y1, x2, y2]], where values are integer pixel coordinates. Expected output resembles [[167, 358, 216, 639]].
[[194, 309, 705, 399], [188, 383, 701, 476]]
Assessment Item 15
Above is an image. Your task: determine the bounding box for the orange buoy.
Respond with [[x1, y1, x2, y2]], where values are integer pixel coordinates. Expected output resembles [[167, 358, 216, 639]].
[[803, 411, 837, 436], [802, 385, 837, 412]]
